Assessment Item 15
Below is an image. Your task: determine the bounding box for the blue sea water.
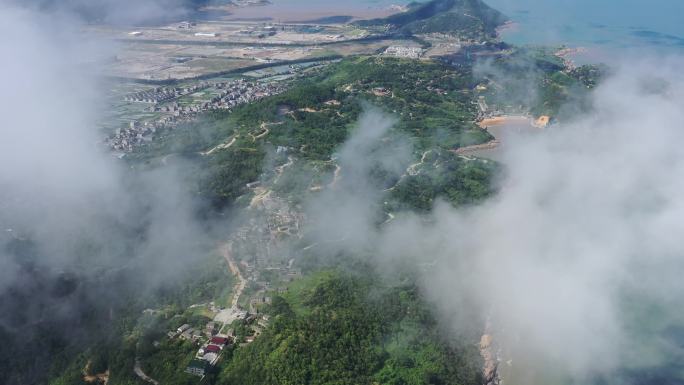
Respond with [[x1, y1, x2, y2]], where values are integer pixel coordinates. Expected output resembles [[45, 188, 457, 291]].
[[484, 0, 684, 52], [265, 0, 684, 54]]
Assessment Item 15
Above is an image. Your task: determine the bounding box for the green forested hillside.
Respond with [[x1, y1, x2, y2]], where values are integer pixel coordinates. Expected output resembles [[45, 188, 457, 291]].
[[357, 0, 508, 39], [476, 47, 605, 117], [218, 271, 482, 385], [132, 56, 493, 209], [390, 150, 498, 212], [43, 254, 233, 385]]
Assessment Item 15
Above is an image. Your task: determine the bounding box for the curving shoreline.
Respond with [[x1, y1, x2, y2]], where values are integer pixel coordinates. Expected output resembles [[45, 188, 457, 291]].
[[455, 115, 547, 159]]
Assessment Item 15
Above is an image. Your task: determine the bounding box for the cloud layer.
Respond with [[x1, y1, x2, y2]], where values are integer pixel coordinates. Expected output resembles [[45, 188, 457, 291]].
[[0, 2, 213, 369], [13, 0, 208, 25], [305, 58, 684, 383]]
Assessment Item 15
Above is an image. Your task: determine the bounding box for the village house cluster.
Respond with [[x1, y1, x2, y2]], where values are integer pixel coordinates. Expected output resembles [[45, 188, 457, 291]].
[[123, 84, 210, 104], [107, 120, 156, 153], [108, 79, 286, 152], [154, 195, 306, 379], [195, 336, 230, 365], [168, 322, 231, 377], [201, 79, 285, 110], [174, 310, 269, 377], [184, 335, 230, 377], [138, 168, 306, 380], [177, 321, 217, 340]]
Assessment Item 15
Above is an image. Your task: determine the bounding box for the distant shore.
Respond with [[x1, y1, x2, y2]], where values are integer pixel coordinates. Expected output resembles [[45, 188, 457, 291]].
[[205, 1, 405, 22]]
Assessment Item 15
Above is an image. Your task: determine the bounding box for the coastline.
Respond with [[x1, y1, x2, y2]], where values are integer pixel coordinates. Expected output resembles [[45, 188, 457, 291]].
[[495, 20, 518, 40], [206, 1, 406, 22], [478, 115, 531, 128], [456, 115, 548, 158]]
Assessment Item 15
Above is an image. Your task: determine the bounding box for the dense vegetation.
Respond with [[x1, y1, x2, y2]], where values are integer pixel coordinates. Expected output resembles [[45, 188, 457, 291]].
[[476, 47, 604, 117], [32, 47, 568, 385], [130, 56, 493, 209], [5, 0, 612, 383], [570, 63, 608, 89], [357, 0, 508, 39], [222, 56, 489, 160], [217, 271, 482, 385], [42, 264, 485, 385], [34, 53, 502, 384], [40, 254, 233, 385], [390, 150, 498, 212]]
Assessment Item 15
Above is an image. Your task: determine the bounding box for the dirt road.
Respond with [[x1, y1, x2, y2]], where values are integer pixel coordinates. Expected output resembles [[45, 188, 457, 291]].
[[215, 242, 248, 328], [134, 359, 159, 385], [223, 243, 246, 310]]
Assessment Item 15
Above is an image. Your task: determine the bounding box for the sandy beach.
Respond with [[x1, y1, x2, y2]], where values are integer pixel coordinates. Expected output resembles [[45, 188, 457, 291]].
[[478, 115, 532, 128], [458, 115, 547, 159]]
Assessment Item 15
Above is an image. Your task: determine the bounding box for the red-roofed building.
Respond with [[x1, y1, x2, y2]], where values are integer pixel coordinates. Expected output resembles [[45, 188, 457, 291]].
[[210, 337, 229, 346], [205, 344, 221, 353]]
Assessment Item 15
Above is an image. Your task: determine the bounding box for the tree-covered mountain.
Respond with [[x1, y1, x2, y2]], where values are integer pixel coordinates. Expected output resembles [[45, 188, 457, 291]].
[[357, 0, 508, 39], [217, 271, 483, 385]]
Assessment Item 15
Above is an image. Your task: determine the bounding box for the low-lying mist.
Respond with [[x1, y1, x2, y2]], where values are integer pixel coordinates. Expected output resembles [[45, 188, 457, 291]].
[[4, 0, 684, 383], [0, 4, 223, 384], [0, 0, 213, 304], [15, 0, 213, 25], [304, 58, 684, 384]]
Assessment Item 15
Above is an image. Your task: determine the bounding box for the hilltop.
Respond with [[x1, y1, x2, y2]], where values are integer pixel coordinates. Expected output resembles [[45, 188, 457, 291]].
[[356, 0, 508, 39]]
